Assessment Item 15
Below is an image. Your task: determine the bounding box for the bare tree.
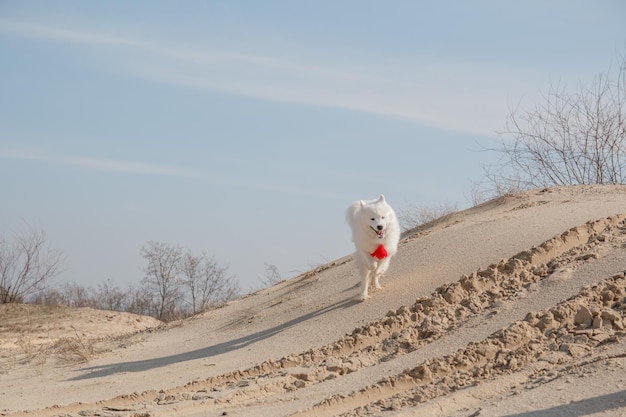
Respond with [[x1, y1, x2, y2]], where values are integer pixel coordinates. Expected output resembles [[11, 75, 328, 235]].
[[140, 241, 183, 321], [93, 279, 129, 311], [180, 251, 239, 314], [0, 229, 64, 303], [196, 254, 239, 309], [487, 55, 626, 190], [179, 251, 202, 314], [126, 284, 157, 317]]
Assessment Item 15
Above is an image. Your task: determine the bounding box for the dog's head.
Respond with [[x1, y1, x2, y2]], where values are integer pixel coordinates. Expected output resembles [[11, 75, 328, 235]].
[[360, 195, 394, 239]]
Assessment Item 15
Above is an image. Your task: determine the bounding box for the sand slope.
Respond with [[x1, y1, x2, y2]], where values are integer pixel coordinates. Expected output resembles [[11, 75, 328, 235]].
[[1, 185, 626, 416]]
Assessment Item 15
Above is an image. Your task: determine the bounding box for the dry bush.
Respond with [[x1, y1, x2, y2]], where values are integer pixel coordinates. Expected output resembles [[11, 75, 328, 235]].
[[260, 263, 284, 288], [398, 202, 459, 232]]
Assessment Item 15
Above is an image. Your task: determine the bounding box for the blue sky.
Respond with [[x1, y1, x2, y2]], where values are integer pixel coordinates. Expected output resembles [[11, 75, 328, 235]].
[[1, 1, 624, 292]]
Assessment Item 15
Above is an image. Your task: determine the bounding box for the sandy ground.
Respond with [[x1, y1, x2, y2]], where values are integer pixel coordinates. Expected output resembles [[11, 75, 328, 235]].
[[1, 185, 626, 416]]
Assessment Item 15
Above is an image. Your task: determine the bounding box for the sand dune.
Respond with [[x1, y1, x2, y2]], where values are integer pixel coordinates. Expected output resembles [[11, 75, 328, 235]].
[[1, 185, 626, 416]]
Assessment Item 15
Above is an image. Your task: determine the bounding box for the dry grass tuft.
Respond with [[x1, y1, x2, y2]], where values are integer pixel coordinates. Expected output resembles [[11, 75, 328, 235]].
[[53, 327, 96, 364]]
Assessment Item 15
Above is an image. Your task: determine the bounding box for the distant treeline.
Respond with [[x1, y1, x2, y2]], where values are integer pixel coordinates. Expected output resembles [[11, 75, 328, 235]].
[[1, 234, 240, 322]]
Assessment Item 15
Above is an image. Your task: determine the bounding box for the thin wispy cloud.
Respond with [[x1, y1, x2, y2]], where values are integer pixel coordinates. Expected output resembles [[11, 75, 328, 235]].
[[0, 19, 512, 137], [216, 177, 350, 201], [0, 20, 379, 84], [0, 147, 349, 200], [0, 20, 147, 48], [0, 147, 198, 177]]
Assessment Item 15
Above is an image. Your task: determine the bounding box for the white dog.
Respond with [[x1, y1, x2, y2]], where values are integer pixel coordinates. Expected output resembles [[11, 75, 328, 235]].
[[346, 195, 400, 300]]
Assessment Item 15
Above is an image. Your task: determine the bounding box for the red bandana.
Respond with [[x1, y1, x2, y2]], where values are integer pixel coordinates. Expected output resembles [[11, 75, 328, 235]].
[[370, 244, 388, 260]]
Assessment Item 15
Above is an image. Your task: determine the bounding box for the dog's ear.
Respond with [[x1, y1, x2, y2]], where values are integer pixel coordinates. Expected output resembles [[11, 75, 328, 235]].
[[378, 194, 386, 202], [359, 200, 366, 208]]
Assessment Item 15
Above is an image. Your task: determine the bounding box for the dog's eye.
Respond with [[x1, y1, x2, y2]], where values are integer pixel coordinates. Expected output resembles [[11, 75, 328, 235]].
[[371, 218, 375, 221]]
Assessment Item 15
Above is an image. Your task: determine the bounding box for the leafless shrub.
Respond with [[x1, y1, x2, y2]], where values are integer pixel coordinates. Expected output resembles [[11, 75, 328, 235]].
[[398, 202, 459, 232], [93, 279, 129, 312], [58, 282, 96, 308], [30, 282, 95, 308], [487, 54, 626, 190], [260, 263, 284, 288], [467, 182, 489, 207], [0, 229, 64, 303], [29, 287, 65, 306]]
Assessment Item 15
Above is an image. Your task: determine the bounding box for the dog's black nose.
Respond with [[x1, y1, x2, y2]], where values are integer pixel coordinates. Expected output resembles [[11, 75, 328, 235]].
[[377, 225, 383, 231]]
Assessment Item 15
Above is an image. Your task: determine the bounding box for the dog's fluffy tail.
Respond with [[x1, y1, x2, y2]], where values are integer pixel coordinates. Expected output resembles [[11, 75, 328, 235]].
[[345, 201, 361, 229]]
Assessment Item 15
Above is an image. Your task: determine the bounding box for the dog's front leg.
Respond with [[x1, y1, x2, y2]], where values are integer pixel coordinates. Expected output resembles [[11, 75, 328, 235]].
[[360, 269, 371, 301], [372, 258, 390, 290]]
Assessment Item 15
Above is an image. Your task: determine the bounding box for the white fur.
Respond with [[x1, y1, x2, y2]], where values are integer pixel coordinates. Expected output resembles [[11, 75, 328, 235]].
[[346, 194, 400, 301]]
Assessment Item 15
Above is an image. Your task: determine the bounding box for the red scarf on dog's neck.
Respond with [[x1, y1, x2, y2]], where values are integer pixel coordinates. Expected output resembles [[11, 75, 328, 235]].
[[370, 244, 388, 260]]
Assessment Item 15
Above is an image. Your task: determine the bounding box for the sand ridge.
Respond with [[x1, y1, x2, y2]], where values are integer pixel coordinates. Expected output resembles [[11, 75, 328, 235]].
[[1, 185, 626, 416]]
